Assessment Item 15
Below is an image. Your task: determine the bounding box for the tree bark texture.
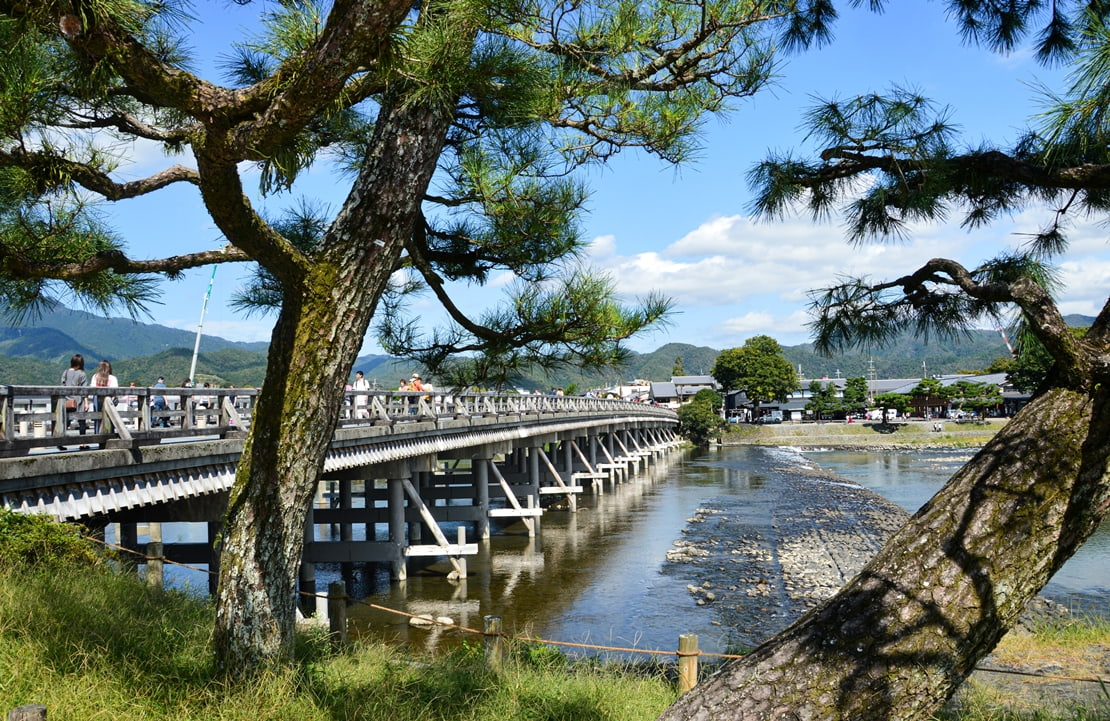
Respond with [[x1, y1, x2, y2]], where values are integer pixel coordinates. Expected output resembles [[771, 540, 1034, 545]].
[[659, 383, 1110, 720], [212, 92, 457, 671]]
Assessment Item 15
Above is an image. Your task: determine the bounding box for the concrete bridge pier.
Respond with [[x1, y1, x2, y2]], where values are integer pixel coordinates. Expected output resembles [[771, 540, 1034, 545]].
[[527, 433, 580, 513], [474, 459, 490, 540], [387, 474, 407, 582], [118, 522, 139, 570]]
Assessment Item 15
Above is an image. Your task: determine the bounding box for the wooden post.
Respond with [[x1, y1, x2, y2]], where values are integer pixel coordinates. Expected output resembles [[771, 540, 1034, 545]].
[[327, 581, 348, 648], [452, 525, 468, 579], [388, 477, 407, 581], [146, 541, 164, 590], [8, 705, 47, 721], [677, 634, 699, 693], [483, 615, 504, 672], [475, 458, 490, 540]]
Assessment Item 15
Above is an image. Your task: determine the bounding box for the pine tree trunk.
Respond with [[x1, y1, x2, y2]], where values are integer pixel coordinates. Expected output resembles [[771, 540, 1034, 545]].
[[211, 89, 457, 672], [211, 287, 373, 669], [659, 383, 1110, 720]]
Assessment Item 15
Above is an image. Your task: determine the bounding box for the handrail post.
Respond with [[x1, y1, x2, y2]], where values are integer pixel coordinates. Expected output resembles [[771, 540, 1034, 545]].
[[677, 634, 699, 693]]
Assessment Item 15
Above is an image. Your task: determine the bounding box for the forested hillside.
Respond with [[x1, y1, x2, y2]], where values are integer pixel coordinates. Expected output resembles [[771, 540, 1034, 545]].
[[0, 308, 1094, 389]]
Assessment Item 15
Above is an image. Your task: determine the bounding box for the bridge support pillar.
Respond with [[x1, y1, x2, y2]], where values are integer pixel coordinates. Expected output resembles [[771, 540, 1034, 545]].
[[339, 480, 353, 543], [528, 447, 541, 498], [408, 472, 427, 544], [475, 458, 490, 540], [388, 476, 407, 582], [119, 522, 139, 570]]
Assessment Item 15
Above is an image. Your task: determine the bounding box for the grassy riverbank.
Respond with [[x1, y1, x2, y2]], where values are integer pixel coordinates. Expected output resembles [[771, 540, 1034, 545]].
[[4, 561, 1108, 720], [0, 563, 676, 721], [724, 417, 1004, 449], [3, 509, 1107, 720]]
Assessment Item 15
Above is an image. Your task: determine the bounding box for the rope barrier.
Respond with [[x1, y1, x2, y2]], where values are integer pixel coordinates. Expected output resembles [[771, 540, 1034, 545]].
[[83, 535, 1110, 682]]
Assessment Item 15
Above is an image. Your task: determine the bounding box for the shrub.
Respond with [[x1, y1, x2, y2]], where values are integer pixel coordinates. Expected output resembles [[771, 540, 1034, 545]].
[[0, 508, 104, 569]]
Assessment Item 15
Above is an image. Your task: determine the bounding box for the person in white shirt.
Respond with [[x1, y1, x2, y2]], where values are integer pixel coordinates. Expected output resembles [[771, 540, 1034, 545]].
[[90, 360, 119, 437], [352, 370, 371, 418]]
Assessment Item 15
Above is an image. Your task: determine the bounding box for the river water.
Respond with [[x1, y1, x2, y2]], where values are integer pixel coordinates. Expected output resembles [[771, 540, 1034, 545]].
[[150, 444, 1110, 655], [342, 444, 1110, 656], [799, 446, 1110, 614]]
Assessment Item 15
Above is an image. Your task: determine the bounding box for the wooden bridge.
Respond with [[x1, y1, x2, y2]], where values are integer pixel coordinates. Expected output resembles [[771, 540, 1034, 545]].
[[0, 385, 682, 596]]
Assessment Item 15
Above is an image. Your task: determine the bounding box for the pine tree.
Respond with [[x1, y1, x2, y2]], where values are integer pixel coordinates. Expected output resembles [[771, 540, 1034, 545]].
[[0, 0, 839, 673]]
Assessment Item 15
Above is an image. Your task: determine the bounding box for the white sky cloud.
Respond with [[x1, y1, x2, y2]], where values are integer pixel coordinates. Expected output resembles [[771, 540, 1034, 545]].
[[591, 214, 977, 308], [166, 318, 275, 344]]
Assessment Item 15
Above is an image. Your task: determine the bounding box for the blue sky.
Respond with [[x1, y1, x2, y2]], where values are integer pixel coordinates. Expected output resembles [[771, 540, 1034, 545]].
[[95, 2, 1109, 356]]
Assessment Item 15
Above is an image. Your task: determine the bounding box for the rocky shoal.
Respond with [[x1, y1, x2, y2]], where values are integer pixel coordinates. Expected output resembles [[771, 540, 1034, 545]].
[[659, 453, 1067, 653]]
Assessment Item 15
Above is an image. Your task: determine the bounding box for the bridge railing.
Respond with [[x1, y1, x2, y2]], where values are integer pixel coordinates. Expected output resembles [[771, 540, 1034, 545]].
[[0, 386, 257, 455], [1, 385, 675, 456]]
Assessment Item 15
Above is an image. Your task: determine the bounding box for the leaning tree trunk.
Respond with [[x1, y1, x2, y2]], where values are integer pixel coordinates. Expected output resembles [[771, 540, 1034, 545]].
[[659, 382, 1110, 720], [211, 89, 457, 673]]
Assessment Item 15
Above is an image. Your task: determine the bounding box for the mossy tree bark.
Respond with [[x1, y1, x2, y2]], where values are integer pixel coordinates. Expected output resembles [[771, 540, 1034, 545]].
[[659, 379, 1110, 720], [211, 92, 455, 670]]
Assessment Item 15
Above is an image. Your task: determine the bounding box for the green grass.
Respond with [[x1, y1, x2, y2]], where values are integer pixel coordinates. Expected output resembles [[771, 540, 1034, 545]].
[[723, 418, 1003, 448], [2, 517, 1106, 721], [0, 563, 676, 721]]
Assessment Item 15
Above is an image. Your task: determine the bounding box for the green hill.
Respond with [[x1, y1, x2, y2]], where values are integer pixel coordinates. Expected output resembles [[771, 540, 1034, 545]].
[[0, 306, 1097, 390], [0, 327, 103, 366], [781, 328, 1014, 381], [113, 348, 270, 388], [0, 354, 62, 385], [1, 304, 267, 363]]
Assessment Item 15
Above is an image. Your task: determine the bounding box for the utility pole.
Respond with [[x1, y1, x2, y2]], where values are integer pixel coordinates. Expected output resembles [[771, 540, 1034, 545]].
[[188, 266, 217, 385], [867, 357, 876, 403]]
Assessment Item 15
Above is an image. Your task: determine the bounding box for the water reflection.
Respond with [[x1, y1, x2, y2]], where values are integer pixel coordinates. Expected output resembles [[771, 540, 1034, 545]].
[[347, 452, 743, 656]]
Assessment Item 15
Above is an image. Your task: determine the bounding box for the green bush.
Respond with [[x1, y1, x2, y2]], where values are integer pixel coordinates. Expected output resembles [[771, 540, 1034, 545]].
[[0, 508, 104, 569]]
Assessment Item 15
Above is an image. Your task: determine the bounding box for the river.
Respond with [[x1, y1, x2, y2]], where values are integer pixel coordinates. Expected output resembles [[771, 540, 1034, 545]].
[[799, 446, 1110, 614], [342, 444, 1110, 656], [147, 443, 1110, 655]]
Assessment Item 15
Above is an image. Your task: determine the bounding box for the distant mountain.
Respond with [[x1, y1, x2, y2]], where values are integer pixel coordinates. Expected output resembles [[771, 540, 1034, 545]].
[[0, 354, 61, 385], [0, 307, 1097, 389], [113, 347, 270, 387], [0, 327, 102, 366], [782, 329, 1012, 381], [0, 304, 268, 363]]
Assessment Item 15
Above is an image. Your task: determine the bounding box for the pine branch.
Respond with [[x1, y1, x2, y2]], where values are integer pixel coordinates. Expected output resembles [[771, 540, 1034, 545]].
[[0, 149, 199, 199], [0, 244, 250, 280]]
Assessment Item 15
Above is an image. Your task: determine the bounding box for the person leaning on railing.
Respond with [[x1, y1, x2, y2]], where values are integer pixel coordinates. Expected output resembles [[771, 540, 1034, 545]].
[[59, 353, 88, 446]]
